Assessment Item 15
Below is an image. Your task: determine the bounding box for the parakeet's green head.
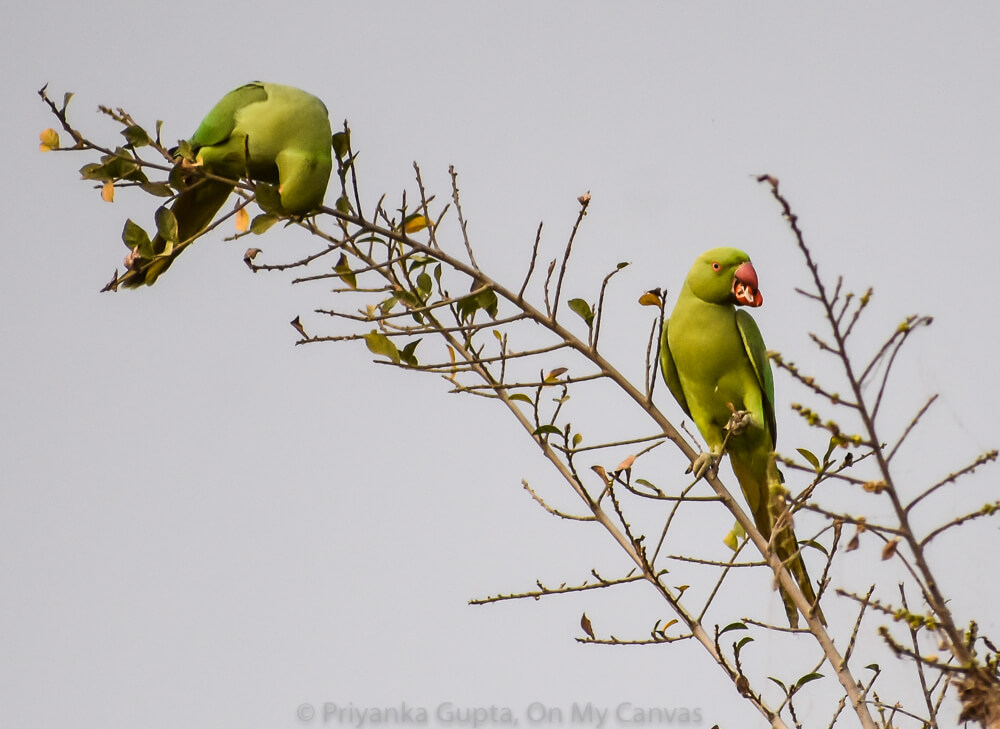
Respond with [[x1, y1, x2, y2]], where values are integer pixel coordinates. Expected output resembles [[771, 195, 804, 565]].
[[683, 247, 763, 307]]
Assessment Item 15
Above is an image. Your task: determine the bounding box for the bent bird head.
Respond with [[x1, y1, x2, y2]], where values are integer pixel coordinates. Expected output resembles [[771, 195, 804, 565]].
[[685, 247, 763, 307]]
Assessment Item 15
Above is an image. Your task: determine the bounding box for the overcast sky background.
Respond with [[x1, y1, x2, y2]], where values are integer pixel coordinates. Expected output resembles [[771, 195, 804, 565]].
[[4, 3, 999, 728]]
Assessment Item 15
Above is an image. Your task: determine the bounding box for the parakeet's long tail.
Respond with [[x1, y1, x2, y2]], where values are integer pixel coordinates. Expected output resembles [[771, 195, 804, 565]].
[[769, 484, 826, 627], [119, 178, 234, 289], [731, 453, 826, 628]]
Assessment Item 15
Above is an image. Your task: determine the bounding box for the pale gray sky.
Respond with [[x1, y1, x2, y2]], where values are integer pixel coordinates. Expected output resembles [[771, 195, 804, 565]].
[[4, 3, 999, 728]]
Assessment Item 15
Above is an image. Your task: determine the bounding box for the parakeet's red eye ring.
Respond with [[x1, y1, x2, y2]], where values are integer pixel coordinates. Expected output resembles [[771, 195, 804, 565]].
[[711, 262, 721, 272]]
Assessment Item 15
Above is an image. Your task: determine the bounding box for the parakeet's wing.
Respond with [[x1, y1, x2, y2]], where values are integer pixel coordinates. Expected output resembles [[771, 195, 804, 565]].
[[190, 82, 269, 149], [736, 309, 776, 441], [659, 320, 691, 417]]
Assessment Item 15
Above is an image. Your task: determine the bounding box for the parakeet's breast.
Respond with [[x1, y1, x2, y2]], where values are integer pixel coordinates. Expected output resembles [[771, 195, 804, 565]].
[[667, 295, 760, 436]]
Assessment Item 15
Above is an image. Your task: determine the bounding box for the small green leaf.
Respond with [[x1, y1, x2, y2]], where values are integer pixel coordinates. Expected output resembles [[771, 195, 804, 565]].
[[335, 195, 353, 214], [334, 254, 357, 289], [93, 150, 141, 181], [79, 162, 111, 181], [394, 290, 422, 308], [797, 448, 820, 470], [616, 261, 630, 270], [800, 539, 829, 556], [736, 636, 754, 650], [175, 139, 195, 162], [363, 330, 400, 363], [121, 219, 151, 256], [532, 425, 562, 437], [251, 214, 280, 235], [400, 339, 421, 366], [331, 130, 350, 160], [823, 436, 838, 464], [477, 288, 498, 318], [416, 272, 433, 297], [767, 677, 788, 694], [865, 663, 880, 673], [568, 298, 595, 327], [167, 163, 189, 190], [254, 182, 284, 214], [144, 257, 170, 286], [719, 622, 747, 636], [508, 393, 533, 404], [154, 206, 178, 245], [407, 254, 435, 271], [139, 182, 174, 198], [379, 296, 399, 315], [794, 672, 823, 690], [457, 294, 480, 321], [572, 433, 583, 448], [121, 125, 150, 147]]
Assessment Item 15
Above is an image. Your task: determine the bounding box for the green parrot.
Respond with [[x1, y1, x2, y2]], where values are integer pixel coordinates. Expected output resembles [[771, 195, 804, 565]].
[[659, 247, 824, 627], [117, 81, 333, 289]]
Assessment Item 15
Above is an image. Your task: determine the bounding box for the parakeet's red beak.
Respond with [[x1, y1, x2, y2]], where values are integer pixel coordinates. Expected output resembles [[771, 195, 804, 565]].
[[732, 261, 763, 307]]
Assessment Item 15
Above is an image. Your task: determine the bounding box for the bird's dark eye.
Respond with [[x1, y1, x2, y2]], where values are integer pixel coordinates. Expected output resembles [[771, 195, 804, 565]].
[[711, 262, 721, 272]]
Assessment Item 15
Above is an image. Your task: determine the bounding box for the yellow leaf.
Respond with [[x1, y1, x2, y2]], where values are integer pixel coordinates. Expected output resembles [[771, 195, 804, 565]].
[[615, 454, 636, 472], [722, 529, 739, 552], [881, 537, 900, 561], [101, 180, 115, 203], [544, 367, 568, 383], [235, 207, 250, 233], [638, 290, 663, 307], [403, 214, 430, 233], [39, 128, 60, 151]]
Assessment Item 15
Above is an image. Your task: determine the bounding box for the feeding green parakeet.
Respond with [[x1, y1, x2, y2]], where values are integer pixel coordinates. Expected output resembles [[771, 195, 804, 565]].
[[117, 81, 333, 289], [659, 247, 824, 627]]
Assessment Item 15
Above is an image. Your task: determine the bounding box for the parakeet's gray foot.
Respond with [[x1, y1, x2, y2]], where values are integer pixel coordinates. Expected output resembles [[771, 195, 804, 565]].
[[726, 409, 753, 436], [686, 449, 720, 480]]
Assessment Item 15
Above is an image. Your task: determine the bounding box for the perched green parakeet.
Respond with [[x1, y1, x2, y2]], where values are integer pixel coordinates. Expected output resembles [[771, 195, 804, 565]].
[[117, 82, 333, 289], [659, 247, 823, 627]]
